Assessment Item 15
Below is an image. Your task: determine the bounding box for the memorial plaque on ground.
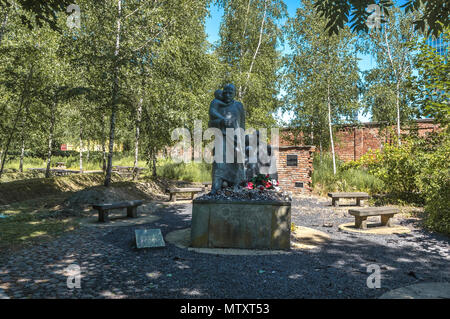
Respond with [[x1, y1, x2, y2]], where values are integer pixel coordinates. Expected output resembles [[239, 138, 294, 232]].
[[135, 229, 165, 248]]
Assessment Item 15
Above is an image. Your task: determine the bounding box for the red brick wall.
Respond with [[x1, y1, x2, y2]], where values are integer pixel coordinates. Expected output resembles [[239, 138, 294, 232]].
[[275, 146, 315, 194], [279, 119, 440, 162]]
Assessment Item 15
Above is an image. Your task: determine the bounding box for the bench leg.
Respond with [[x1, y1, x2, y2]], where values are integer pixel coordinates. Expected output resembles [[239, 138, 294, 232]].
[[191, 192, 195, 200], [332, 198, 339, 207], [98, 209, 109, 222], [356, 198, 362, 206], [381, 214, 394, 227], [170, 193, 177, 202], [127, 206, 138, 218], [355, 216, 367, 229]]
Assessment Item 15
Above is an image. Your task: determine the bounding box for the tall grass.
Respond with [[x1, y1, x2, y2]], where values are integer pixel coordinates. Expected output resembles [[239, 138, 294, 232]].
[[312, 153, 384, 196], [155, 158, 211, 182], [2, 154, 210, 183], [3, 154, 146, 171]]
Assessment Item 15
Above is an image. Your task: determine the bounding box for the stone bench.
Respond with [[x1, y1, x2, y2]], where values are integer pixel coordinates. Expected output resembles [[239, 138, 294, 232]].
[[202, 182, 212, 190], [348, 207, 400, 229], [112, 166, 146, 179], [167, 187, 204, 202], [328, 192, 370, 207], [55, 162, 66, 168], [92, 200, 143, 222]]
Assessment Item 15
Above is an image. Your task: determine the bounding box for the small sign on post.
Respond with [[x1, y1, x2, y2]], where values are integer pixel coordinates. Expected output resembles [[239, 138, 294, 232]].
[[135, 229, 165, 249]]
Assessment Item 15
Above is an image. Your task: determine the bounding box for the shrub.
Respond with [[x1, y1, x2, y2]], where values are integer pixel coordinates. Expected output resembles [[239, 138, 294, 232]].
[[312, 153, 384, 195], [156, 158, 211, 182], [416, 135, 450, 235]]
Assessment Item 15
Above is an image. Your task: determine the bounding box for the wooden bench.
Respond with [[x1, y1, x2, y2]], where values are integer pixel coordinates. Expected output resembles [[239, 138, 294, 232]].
[[348, 207, 400, 229], [328, 192, 370, 207], [92, 200, 144, 222], [167, 187, 204, 202]]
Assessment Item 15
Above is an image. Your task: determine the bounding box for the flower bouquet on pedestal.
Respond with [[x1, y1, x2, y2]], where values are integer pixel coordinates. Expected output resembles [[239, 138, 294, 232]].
[[245, 174, 280, 191]]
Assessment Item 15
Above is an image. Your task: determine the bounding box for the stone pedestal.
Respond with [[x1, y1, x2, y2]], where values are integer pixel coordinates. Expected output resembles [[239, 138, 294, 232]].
[[191, 199, 291, 250]]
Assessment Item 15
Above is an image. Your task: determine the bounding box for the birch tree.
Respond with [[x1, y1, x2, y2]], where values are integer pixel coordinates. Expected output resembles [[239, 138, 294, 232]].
[[216, 0, 287, 128], [363, 7, 420, 145], [283, 0, 360, 174]]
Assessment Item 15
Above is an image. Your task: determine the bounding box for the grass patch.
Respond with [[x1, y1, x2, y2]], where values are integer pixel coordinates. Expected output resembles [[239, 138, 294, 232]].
[[154, 159, 211, 183], [312, 153, 384, 196], [0, 172, 125, 205], [0, 195, 79, 251], [2, 155, 147, 174]]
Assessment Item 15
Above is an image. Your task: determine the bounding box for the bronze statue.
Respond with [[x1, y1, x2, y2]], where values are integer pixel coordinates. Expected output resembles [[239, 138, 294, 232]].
[[208, 84, 246, 194]]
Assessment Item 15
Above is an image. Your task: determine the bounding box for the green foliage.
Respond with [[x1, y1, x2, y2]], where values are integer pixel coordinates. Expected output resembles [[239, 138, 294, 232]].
[[413, 25, 450, 126], [312, 153, 384, 195], [314, 0, 448, 38], [362, 7, 421, 131], [358, 144, 422, 195], [415, 135, 450, 235], [3, 153, 146, 172], [155, 158, 211, 183], [350, 133, 449, 234], [216, 0, 287, 129], [283, 0, 360, 152]]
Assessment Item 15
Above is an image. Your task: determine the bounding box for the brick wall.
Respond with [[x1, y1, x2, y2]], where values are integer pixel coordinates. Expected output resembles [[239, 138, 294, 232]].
[[280, 119, 440, 162], [275, 146, 315, 194]]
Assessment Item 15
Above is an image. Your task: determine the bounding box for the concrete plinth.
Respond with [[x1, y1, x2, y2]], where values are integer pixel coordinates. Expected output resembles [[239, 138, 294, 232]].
[[191, 199, 291, 250]]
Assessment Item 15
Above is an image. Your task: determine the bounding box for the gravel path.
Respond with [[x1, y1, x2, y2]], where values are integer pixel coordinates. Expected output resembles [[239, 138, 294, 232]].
[[0, 195, 449, 299]]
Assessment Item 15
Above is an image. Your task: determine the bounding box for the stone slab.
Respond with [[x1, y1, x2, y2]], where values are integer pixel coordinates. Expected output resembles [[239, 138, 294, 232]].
[[338, 222, 411, 235], [166, 226, 329, 255], [208, 204, 272, 249], [191, 200, 291, 250], [135, 229, 165, 248], [379, 282, 450, 299], [349, 207, 400, 216], [328, 192, 369, 198]]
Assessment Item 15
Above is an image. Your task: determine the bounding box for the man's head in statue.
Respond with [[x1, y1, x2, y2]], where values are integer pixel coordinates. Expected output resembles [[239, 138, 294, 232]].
[[222, 84, 236, 104]]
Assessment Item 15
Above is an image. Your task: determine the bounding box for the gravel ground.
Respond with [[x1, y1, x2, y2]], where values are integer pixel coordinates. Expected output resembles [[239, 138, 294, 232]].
[[0, 195, 449, 299]]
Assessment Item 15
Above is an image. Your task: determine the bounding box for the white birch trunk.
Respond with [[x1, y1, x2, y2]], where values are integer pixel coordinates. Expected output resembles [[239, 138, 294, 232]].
[[79, 125, 83, 173], [396, 81, 401, 146], [133, 97, 142, 180], [327, 81, 336, 175], [105, 0, 122, 186]]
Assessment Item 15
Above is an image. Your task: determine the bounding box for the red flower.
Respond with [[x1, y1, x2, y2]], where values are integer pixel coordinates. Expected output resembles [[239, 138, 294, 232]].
[[246, 182, 254, 189], [259, 185, 264, 191], [264, 181, 272, 188]]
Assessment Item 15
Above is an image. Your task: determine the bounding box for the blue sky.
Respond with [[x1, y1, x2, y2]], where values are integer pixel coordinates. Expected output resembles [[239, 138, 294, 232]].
[[204, 0, 385, 124]]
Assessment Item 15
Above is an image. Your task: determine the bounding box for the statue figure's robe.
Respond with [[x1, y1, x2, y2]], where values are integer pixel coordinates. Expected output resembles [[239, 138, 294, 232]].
[[208, 99, 245, 186]]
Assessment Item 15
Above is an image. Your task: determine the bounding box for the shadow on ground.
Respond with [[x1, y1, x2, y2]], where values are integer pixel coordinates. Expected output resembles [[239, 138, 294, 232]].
[[0, 200, 448, 299]]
